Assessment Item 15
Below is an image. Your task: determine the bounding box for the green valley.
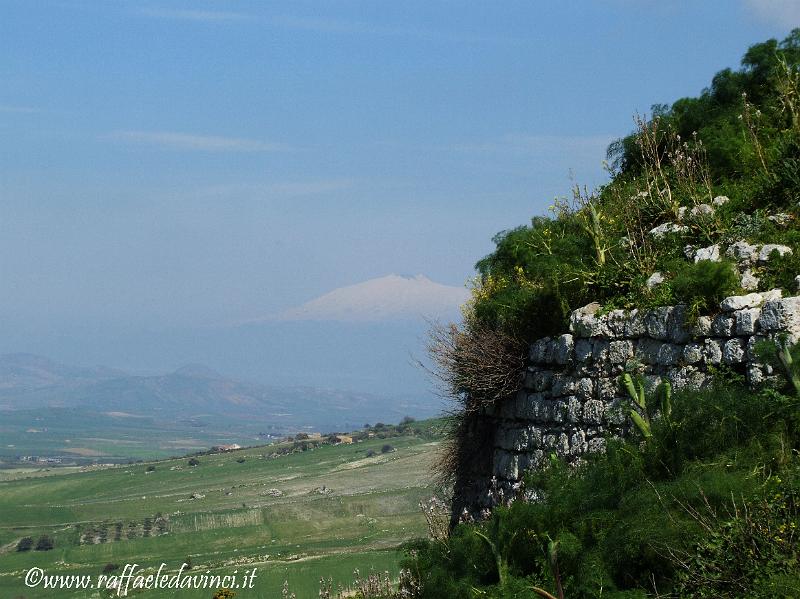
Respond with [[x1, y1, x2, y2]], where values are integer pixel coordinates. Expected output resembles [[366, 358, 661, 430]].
[[0, 421, 443, 598]]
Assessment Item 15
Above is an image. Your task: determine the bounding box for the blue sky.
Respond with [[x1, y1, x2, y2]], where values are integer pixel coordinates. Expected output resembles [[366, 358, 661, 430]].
[[1, 1, 798, 390]]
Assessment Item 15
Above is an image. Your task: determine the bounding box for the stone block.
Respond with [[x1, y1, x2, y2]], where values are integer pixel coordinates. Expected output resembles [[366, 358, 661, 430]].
[[516, 392, 547, 421], [575, 377, 593, 400], [582, 399, 605, 425], [692, 315, 712, 337], [493, 450, 519, 480], [760, 297, 800, 333], [555, 432, 570, 457], [526, 426, 543, 449], [721, 293, 763, 311], [646, 272, 664, 289], [551, 374, 576, 397], [747, 363, 766, 386], [657, 343, 683, 365], [592, 339, 610, 363], [525, 369, 553, 392], [683, 342, 704, 364], [552, 334, 574, 365], [565, 396, 582, 423], [726, 240, 759, 263], [636, 337, 663, 364], [712, 314, 735, 336], [574, 338, 593, 362], [609, 340, 634, 363], [569, 429, 587, 454], [669, 366, 708, 390], [529, 337, 550, 363], [722, 338, 745, 364], [741, 269, 759, 291], [624, 309, 646, 338], [606, 309, 627, 337], [569, 303, 609, 337], [670, 305, 692, 343], [605, 397, 629, 426], [597, 377, 618, 401], [694, 244, 720, 262], [550, 399, 567, 423], [496, 426, 528, 451], [645, 307, 672, 340], [587, 437, 606, 453], [735, 308, 760, 336], [705, 338, 724, 365]]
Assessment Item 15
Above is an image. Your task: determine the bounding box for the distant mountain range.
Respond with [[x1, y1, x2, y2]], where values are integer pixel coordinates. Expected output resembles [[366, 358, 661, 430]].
[[0, 353, 437, 431]]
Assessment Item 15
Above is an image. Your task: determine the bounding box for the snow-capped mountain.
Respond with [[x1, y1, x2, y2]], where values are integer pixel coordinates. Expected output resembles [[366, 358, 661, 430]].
[[278, 274, 469, 322]]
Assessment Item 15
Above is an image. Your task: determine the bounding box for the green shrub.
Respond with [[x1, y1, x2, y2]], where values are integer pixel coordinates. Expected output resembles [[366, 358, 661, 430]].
[[16, 536, 33, 552], [34, 535, 54, 551], [673, 473, 800, 598], [670, 260, 740, 319]]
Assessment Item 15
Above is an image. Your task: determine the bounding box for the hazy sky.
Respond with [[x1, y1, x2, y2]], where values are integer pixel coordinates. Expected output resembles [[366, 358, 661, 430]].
[[1, 1, 797, 381]]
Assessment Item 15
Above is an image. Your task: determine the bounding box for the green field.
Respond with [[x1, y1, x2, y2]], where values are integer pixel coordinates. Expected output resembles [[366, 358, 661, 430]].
[[0, 408, 275, 464], [0, 425, 442, 598]]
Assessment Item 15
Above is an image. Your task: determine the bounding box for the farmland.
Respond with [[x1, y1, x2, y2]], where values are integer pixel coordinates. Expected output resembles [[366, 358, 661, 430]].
[[0, 421, 443, 598]]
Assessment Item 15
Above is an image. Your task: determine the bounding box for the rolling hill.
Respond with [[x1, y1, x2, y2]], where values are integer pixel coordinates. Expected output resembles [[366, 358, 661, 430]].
[[0, 354, 441, 462]]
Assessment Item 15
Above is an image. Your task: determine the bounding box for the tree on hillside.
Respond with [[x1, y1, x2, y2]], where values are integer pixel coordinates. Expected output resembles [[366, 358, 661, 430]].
[[34, 535, 54, 551]]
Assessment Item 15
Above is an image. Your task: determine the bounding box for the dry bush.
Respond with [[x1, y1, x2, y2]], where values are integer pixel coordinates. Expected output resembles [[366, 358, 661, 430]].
[[423, 320, 525, 489], [424, 320, 525, 412]]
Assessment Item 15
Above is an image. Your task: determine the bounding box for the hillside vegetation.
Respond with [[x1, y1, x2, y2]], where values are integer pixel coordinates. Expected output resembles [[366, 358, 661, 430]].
[[405, 31, 800, 599], [470, 30, 800, 342]]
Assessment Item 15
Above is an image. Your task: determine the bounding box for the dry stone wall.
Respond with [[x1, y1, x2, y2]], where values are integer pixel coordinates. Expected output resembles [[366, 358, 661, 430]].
[[454, 291, 800, 518]]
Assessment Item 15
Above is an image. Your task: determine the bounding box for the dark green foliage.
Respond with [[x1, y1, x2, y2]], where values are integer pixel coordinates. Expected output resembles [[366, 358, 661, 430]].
[[670, 260, 740, 318], [188, 457, 200, 466], [760, 239, 800, 291], [404, 383, 800, 598], [34, 535, 54, 551], [673, 473, 800, 598], [610, 30, 800, 180], [16, 536, 33, 552]]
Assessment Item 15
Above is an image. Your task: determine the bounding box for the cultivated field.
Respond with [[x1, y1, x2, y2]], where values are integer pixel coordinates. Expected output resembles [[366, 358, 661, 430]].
[[0, 425, 442, 598]]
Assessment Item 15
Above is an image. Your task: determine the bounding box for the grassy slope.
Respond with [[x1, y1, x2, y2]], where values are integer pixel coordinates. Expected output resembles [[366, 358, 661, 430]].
[[0, 427, 441, 598]]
